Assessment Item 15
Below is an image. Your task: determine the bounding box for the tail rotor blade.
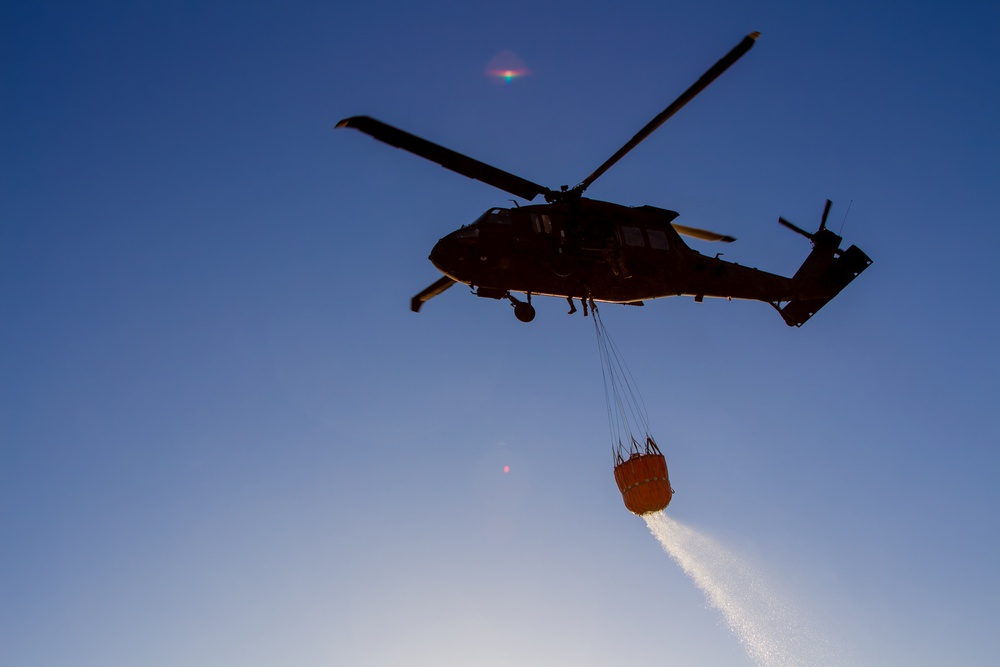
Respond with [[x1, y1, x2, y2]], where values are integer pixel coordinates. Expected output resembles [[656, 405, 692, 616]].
[[819, 199, 832, 231], [779, 217, 815, 241]]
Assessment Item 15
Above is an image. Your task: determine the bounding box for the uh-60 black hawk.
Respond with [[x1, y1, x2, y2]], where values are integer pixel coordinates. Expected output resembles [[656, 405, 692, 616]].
[[337, 32, 871, 325]]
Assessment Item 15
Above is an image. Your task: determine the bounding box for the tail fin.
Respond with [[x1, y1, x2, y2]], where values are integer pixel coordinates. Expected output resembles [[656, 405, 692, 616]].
[[778, 240, 872, 327]]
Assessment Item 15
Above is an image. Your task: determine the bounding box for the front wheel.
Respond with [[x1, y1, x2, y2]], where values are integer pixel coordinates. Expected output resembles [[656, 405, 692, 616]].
[[513, 302, 536, 323]]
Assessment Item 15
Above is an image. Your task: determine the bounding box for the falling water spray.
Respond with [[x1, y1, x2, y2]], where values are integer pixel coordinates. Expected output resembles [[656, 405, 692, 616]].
[[644, 512, 843, 667]]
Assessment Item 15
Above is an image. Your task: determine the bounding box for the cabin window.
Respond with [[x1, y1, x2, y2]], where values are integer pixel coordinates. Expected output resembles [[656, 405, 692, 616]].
[[647, 229, 669, 250], [457, 226, 479, 238], [530, 213, 553, 234], [621, 226, 645, 247], [531, 213, 552, 234]]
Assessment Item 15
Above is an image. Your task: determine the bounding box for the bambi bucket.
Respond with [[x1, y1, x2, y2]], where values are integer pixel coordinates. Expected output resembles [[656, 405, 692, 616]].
[[613, 452, 672, 515]]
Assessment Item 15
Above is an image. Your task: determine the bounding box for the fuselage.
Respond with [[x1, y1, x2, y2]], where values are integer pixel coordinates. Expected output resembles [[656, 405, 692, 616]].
[[429, 198, 799, 305]]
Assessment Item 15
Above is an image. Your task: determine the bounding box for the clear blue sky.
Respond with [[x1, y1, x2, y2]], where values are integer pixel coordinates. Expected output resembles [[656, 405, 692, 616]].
[[3, 1, 998, 665]]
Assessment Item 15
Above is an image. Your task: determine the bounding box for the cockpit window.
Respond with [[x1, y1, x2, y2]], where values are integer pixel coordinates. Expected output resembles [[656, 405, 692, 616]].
[[647, 229, 669, 250], [621, 226, 645, 247], [487, 208, 510, 224]]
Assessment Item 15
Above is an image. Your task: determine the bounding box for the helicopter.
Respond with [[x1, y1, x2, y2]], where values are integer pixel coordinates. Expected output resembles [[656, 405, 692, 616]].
[[337, 32, 871, 325]]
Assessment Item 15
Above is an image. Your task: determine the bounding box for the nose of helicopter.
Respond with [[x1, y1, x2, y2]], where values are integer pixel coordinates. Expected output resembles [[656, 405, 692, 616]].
[[429, 233, 459, 275], [430, 223, 482, 281]]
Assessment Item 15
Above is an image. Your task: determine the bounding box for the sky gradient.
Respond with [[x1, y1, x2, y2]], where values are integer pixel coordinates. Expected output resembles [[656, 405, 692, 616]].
[[3, 1, 999, 665]]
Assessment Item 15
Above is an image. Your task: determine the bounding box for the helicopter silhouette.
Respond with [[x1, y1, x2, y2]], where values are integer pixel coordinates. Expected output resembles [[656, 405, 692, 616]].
[[337, 32, 871, 325]]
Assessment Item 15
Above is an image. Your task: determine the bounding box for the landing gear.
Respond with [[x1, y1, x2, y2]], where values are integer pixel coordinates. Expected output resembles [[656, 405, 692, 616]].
[[508, 292, 536, 323], [473, 287, 537, 322], [514, 302, 536, 322]]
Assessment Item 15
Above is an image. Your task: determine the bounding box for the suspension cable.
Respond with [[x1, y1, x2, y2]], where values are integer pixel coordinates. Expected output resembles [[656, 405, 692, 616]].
[[592, 303, 654, 464]]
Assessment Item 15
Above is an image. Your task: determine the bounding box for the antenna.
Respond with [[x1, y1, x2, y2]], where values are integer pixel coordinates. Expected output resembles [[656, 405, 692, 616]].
[[839, 200, 853, 235]]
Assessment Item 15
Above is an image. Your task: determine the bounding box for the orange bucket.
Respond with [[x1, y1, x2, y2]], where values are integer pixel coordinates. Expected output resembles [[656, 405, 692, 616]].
[[613, 452, 672, 515]]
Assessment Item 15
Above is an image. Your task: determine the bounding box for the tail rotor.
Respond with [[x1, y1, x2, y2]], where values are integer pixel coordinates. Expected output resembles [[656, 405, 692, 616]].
[[779, 199, 841, 256]]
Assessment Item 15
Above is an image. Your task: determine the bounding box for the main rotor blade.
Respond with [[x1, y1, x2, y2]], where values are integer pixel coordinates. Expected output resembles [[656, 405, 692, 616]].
[[575, 32, 760, 194], [411, 275, 457, 313], [672, 223, 736, 243], [337, 116, 551, 201]]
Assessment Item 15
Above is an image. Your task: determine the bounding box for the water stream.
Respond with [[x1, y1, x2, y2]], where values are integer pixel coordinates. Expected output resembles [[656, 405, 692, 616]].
[[644, 511, 841, 666]]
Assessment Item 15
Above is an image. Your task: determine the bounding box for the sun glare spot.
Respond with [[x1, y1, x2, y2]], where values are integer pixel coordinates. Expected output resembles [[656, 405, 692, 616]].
[[503, 465, 510, 473], [490, 68, 525, 84], [485, 50, 528, 85]]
